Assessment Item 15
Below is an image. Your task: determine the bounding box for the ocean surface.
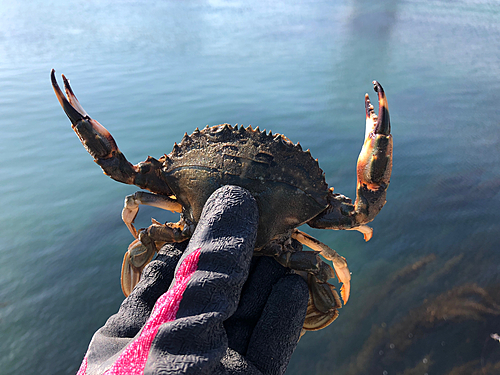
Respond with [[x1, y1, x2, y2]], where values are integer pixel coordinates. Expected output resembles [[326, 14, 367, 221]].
[[1, 1, 499, 374]]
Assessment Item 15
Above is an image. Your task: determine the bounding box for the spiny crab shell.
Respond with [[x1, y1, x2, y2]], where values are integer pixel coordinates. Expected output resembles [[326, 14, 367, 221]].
[[160, 123, 330, 249]]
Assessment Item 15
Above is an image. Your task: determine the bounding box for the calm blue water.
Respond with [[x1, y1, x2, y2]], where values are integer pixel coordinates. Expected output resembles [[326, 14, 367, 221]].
[[1, 1, 500, 374]]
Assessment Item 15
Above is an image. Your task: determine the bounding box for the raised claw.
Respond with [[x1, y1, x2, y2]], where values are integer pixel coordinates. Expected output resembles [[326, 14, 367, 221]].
[[51, 69, 123, 162], [52, 70, 173, 195], [306, 81, 392, 238], [357, 81, 393, 192]]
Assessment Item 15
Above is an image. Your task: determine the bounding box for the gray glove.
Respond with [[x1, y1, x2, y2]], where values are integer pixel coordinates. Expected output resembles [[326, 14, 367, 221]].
[[76, 185, 309, 375]]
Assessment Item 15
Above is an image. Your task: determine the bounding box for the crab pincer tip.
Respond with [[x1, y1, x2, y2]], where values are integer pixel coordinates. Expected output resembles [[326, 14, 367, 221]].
[[372, 81, 390, 136], [372, 80, 383, 93], [50, 69, 58, 86], [51, 70, 85, 125]]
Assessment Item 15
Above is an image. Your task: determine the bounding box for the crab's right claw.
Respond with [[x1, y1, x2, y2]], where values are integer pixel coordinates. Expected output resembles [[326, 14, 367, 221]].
[[120, 238, 157, 296], [51, 70, 121, 161], [52, 70, 174, 195], [51, 69, 145, 188], [355, 81, 393, 223]]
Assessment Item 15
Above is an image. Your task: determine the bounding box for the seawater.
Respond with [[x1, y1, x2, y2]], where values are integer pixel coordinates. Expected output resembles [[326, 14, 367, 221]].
[[1, 1, 499, 374]]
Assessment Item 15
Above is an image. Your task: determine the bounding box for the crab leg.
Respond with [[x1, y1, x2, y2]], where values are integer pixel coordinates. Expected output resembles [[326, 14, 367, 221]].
[[291, 229, 351, 303], [272, 247, 342, 330], [122, 221, 189, 296], [122, 191, 182, 238], [270, 235, 344, 331], [121, 239, 154, 297], [304, 275, 341, 331], [120, 191, 186, 296], [308, 81, 392, 236], [51, 70, 172, 196]]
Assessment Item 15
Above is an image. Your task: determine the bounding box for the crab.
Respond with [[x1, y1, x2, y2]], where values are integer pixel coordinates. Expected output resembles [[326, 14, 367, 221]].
[[51, 69, 392, 331]]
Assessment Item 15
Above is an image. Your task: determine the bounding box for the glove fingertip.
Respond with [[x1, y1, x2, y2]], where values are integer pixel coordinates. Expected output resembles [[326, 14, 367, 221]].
[[246, 274, 309, 375]]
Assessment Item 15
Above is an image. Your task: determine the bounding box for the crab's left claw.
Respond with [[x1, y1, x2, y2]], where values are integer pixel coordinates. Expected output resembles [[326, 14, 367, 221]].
[[354, 81, 393, 224], [358, 81, 392, 187], [307, 81, 393, 237]]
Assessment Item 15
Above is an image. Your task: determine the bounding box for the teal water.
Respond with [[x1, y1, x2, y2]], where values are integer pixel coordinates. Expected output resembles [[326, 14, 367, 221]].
[[1, 1, 500, 374]]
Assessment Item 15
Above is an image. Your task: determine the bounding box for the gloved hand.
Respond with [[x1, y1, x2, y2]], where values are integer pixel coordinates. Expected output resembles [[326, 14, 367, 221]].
[[77, 185, 309, 375]]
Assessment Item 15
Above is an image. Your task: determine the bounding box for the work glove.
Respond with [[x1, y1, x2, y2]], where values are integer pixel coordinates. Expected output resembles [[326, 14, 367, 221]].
[[76, 185, 309, 375]]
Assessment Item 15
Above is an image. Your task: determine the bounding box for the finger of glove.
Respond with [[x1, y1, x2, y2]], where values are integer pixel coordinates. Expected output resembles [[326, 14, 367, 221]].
[[99, 242, 187, 339], [80, 242, 187, 374], [136, 185, 259, 374], [214, 348, 263, 375], [246, 274, 309, 375], [224, 256, 293, 355]]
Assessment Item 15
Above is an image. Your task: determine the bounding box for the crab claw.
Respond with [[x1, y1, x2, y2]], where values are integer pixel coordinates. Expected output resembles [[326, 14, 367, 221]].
[[51, 69, 122, 161], [307, 81, 393, 238], [364, 81, 390, 138], [52, 70, 174, 196], [120, 238, 157, 296], [352, 81, 393, 226], [357, 81, 392, 191]]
